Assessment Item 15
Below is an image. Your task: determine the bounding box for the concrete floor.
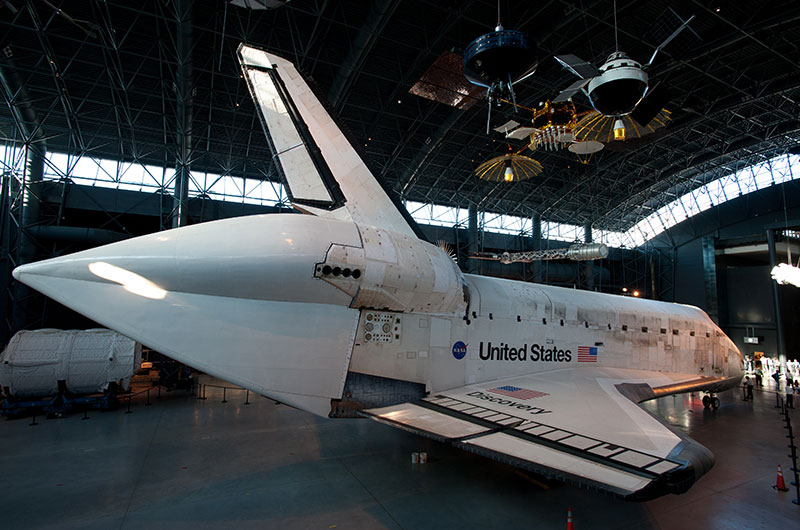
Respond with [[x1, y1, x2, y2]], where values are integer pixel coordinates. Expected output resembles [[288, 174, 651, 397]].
[[1, 375, 799, 530]]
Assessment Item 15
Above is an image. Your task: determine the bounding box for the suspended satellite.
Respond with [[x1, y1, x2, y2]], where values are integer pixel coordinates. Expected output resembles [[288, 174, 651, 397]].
[[528, 100, 579, 151], [568, 139, 604, 165], [553, 8, 695, 138], [463, 4, 538, 133]]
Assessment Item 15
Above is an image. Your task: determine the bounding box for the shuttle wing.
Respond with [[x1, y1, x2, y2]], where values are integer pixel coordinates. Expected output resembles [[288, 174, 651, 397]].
[[363, 367, 720, 500]]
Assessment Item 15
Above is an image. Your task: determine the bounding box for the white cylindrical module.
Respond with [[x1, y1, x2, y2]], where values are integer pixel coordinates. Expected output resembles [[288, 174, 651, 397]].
[[411, 452, 420, 464], [567, 243, 609, 261], [0, 329, 141, 397], [419, 452, 428, 464]]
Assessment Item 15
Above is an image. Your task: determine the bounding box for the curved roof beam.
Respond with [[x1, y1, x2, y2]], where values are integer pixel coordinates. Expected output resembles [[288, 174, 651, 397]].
[[327, 0, 401, 112], [602, 119, 800, 229]]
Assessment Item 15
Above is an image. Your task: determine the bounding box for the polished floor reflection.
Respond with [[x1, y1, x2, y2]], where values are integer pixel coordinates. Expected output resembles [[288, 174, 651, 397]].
[[1, 375, 798, 529]]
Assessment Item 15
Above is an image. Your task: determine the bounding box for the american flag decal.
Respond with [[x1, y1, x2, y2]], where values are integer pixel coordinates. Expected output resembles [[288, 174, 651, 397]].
[[488, 385, 549, 400], [577, 346, 598, 362]]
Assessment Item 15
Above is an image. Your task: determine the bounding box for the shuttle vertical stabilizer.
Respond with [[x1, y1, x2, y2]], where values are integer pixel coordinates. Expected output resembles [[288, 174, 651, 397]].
[[238, 44, 418, 238]]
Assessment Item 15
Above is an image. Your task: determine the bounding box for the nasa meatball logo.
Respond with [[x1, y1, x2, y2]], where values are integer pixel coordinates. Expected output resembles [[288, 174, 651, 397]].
[[452, 341, 468, 360]]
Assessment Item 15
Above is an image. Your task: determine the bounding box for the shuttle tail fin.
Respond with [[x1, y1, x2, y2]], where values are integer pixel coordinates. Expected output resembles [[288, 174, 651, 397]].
[[237, 44, 421, 239]]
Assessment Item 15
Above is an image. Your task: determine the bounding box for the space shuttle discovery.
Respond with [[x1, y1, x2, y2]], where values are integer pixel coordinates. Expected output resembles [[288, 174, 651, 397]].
[[13, 44, 744, 500]]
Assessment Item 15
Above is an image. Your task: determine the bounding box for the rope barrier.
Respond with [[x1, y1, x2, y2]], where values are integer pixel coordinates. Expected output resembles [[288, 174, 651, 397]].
[[17, 380, 254, 422], [779, 404, 800, 504]]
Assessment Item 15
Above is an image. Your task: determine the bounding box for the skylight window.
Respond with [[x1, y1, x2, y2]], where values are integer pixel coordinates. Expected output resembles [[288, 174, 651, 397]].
[[2, 145, 797, 248]]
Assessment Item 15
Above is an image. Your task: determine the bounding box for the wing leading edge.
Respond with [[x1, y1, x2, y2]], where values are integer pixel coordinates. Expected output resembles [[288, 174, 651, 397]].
[[364, 367, 718, 500]]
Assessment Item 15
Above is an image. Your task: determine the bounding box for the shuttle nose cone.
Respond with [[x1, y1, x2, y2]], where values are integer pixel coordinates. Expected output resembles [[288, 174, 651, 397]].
[[13, 214, 361, 305], [12, 214, 364, 417]]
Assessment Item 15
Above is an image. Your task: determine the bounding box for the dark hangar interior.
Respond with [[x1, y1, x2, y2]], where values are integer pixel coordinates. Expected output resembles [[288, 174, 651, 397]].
[[1, 1, 800, 528]]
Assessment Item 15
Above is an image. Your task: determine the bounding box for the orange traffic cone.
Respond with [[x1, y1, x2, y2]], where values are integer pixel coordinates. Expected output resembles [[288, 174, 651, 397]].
[[776, 465, 790, 492], [566, 507, 575, 530]]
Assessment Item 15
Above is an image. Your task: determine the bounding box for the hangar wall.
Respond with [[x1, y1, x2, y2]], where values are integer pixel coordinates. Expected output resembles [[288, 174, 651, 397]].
[[652, 180, 800, 361]]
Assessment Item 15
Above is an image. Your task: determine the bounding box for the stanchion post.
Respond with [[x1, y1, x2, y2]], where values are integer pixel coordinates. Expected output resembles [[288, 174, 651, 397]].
[[29, 413, 38, 426], [244, 389, 250, 405], [794, 430, 800, 505], [145, 388, 152, 406], [198, 384, 207, 400], [784, 413, 800, 495], [82, 407, 89, 420], [126, 396, 132, 414], [222, 387, 227, 403], [157, 385, 161, 400]]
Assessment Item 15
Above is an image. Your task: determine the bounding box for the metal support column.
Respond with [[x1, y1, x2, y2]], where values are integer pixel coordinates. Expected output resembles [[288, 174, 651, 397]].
[[584, 222, 594, 291], [172, 0, 192, 228], [467, 205, 478, 274], [531, 212, 542, 283], [0, 56, 47, 333], [650, 254, 657, 300], [701, 236, 719, 323]]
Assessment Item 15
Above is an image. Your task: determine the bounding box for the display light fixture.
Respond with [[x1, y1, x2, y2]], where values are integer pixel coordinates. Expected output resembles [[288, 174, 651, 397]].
[[474, 148, 543, 182], [503, 162, 514, 182], [573, 109, 671, 144], [613, 118, 626, 141]]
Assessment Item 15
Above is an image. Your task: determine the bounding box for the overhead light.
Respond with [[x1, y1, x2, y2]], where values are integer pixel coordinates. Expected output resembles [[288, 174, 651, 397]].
[[632, 290, 640, 297], [613, 118, 626, 141], [503, 163, 514, 182]]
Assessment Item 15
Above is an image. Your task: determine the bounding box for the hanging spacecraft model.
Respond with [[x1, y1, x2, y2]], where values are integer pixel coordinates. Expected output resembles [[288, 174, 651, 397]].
[[463, 20, 538, 132], [553, 11, 695, 138]]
